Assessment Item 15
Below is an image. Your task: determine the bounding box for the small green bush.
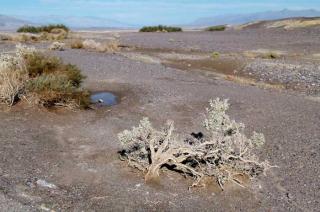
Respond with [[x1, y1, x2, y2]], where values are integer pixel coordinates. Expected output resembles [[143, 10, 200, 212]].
[[17, 26, 39, 33], [211, 51, 220, 59], [0, 44, 89, 108], [140, 25, 182, 32], [27, 74, 89, 108], [24, 53, 85, 87], [17, 24, 69, 34], [205, 25, 226, 31]]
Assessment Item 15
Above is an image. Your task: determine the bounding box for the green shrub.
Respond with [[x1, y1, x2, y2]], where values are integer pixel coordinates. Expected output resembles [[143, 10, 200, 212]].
[[140, 25, 182, 32], [211, 51, 220, 59], [17, 26, 39, 33], [0, 44, 89, 109], [17, 24, 69, 34], [26, 74, 89, 108], [40, 24, 69, 33], [23, 53, 85, 87], [205, 25, 226, 31]]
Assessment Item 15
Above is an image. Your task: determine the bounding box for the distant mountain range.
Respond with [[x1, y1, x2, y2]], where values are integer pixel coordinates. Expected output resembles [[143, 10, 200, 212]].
[[1, 9, 320, 30], [191, 9, 320, 27], [0, 15, 135, 30], [0, 14, 30, 29], [21, 15, 136, 29]]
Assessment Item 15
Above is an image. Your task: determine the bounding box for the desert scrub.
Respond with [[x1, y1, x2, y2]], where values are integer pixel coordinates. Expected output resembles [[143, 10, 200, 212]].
[[118, 98, 275, 189], [205, 25, 226, 31], [49, 42, 65, 51], [262, 52, 279, 59], [140, 25, 182, 32], [0, 47, 29, 105], [17, 24, 69, 41], [82, 39, 120, 52], [211, 51, 220, 59], [70, 39, 84, 49], [17, 24, 69, 33], [0, 44, 89, 108]]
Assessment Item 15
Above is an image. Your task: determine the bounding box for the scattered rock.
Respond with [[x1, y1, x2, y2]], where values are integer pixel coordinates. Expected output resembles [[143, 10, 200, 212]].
[[36, 179, 57, 189]]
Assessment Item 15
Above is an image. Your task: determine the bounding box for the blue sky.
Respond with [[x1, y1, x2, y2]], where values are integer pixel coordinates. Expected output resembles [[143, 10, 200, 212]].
[[1, 0, 320, 25]]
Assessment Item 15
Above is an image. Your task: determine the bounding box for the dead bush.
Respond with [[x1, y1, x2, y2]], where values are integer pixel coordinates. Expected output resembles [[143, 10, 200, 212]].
[[82, 39, 120, 52], [102, 39, 120, 52], [0, 34, 11, 41], [82, 39, 100, 50], [0, 49, 29, 105], [10, 33, 41, 43], [49, 42, 65, 51], [39, 30, 68, 41], [118, 98, 275, 189], [70, 39, 84, 49]]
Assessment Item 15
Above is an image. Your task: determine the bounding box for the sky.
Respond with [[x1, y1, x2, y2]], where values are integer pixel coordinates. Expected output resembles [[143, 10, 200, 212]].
[[1, 0, 320, 25]]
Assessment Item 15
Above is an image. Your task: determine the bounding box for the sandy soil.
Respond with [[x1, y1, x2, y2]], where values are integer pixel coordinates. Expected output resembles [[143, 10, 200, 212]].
[[0, 30, 319, 211]]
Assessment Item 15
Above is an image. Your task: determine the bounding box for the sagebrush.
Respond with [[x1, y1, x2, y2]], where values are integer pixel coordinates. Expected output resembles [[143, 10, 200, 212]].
[[49, 42, 65, 51], [118, 98, 275, 189]]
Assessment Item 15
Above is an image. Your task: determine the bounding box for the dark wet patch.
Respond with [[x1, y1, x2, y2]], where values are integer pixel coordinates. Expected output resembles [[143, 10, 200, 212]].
[[90, 92, 118, 107], [164, 57, 247, 76]]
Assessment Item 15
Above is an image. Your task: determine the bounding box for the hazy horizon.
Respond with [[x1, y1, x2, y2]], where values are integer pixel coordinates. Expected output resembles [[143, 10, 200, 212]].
[[1, 0, 320, 26]]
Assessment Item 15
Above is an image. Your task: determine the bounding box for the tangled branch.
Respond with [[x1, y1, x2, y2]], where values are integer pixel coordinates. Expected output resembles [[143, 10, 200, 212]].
[[118, 98, 275, 189]]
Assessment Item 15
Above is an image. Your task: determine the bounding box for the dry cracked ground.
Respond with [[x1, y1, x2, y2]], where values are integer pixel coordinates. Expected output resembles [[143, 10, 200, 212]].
[[0, 28, 319, 211]]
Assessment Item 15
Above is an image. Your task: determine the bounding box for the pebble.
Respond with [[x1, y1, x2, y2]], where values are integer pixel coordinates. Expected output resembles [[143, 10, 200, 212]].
[[36, 179, 57, 189]]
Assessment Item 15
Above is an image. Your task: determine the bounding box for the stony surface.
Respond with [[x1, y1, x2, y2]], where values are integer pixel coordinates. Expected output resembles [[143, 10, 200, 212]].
[[0, 30, 319, 211], [120, 28, 320, 54], [243, 59, 320, 95]]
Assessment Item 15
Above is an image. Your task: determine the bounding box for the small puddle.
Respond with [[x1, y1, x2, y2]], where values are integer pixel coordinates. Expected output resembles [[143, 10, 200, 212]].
[[90, 92, 118, 107]]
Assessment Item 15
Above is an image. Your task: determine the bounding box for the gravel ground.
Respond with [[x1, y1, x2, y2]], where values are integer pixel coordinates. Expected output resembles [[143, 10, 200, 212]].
[[120, 28, 320, 54], [243, 59, 320, 95], [0, 30, 319, 211]]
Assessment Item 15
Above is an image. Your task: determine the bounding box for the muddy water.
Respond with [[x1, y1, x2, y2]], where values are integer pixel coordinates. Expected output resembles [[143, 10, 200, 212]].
[[164, 57, 248, 76], [90, 92, 118, 107]]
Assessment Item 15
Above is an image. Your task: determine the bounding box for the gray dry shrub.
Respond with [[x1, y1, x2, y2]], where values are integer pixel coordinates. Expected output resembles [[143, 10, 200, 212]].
[[118, 98, 275, 189], [82, 39, 120, 52], [49, 42, 65, 51], [0, 44, 34, 105]]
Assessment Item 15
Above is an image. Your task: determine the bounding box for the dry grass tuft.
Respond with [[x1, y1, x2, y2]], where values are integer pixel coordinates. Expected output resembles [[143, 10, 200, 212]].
[[39, 30, 68, 41], [225, 75, 285, 90], [82, 39, 120, 52], [118, 98, 276, 189], [70, 39, 84, 49], [243, 49, 284, 59], [3, 30, 68, 43]]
